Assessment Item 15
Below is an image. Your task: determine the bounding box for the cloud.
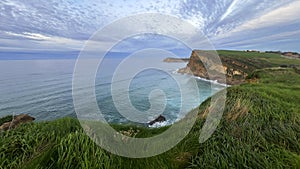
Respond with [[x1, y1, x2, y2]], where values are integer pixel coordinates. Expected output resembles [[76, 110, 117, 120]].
[[226, 1, 300, 34], [5, 32, 52, 40], [210, 1, 300, 52], [0, 0, 299, 57], [1, 31, 84, 52]]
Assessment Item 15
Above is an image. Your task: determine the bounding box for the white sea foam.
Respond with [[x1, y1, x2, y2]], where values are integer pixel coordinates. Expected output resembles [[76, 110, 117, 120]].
[[148, 120, 170, 128], [171, 69, 230, 87], [193, 76, 230, 87]]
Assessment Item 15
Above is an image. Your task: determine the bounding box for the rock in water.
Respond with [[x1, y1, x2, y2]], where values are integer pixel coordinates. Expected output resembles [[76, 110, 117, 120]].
[[0, 114, 35, 131], [148, 115, 166, 126]]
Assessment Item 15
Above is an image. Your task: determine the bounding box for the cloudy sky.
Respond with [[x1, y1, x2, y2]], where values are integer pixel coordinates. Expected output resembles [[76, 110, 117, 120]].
[[0, 0, 299, 59]]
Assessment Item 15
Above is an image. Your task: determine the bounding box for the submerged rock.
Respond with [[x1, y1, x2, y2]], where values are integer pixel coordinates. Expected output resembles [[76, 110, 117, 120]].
[[0, 114, 35, 131], [148, 115, 166, 126]]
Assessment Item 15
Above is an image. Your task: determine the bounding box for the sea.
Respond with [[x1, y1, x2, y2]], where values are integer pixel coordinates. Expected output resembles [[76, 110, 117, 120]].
[[0, 57, 225, 126]]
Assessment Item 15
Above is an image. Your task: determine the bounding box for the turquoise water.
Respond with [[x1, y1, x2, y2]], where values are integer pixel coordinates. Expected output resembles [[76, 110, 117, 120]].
[[0, 58, 224, 125]]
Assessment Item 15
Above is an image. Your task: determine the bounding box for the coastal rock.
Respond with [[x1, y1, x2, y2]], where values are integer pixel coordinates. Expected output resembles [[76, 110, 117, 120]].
[[177, 50, 252, 85], [148, 115, 166, 126], [178, 50, 228, 84], [0, 114, 35, 131]]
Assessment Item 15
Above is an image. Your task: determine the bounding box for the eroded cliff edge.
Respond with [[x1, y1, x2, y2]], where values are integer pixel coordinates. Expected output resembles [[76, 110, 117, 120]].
[[177, 50, 298, 85]]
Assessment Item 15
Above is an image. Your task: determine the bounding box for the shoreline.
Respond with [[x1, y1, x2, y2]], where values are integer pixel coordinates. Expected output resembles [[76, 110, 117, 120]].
[[173, 69, 231, 87]]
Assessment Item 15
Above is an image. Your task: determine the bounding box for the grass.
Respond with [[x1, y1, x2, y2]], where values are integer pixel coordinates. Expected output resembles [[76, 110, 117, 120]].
[[0, 115, 13, 126], [188, 68, 300, 168], [218, 50, 300, 65], [217, 50, 300, 75], [1, 51, 300, 168]]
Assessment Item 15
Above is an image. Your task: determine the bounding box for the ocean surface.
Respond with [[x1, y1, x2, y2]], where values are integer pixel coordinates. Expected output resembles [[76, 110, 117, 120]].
[[0, 58, 225, 126]]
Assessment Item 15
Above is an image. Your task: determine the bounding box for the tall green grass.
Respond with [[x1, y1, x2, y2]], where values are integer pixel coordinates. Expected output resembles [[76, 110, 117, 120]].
[[188, 68, 300, 169]]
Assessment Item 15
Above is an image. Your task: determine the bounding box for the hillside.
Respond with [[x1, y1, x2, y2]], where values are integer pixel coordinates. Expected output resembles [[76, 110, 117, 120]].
[[178, 50, 300, 85], [1, 51, 300, 168]]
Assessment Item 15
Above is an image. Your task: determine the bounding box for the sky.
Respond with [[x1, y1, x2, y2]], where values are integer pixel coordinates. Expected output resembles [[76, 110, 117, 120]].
[[0, 0, 299, 59]]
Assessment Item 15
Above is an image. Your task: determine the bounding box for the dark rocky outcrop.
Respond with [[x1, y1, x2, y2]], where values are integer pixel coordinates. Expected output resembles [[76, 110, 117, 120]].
[[0, 114, 35, 131], [148, 115, 166, 126]]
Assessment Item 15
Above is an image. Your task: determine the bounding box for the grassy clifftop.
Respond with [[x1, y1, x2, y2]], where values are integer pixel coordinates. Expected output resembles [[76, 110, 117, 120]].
[[179, 50, 300, 85], [1, 51, 300, 169]]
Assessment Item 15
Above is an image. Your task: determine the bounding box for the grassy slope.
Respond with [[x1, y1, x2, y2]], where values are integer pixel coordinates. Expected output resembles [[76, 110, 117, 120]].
[[218, 50, 300, 66], [1, 51, 300, 169], [217, 50, 300, 75]]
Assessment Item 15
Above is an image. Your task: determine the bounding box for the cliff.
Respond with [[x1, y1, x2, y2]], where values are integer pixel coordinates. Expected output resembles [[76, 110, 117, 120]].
[[178, 50, 249, 85], [177, 50, 300, 85]]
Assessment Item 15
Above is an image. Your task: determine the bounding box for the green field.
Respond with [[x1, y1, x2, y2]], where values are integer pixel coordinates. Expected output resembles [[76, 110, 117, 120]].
[[220, 50, 300, 66], [217, 50, 300, 74], [1, 51, 300, 169]]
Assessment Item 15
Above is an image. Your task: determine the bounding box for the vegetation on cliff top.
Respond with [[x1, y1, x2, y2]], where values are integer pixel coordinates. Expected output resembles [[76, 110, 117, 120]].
[[179, 50, 300, 85], [1, 51, 300, 169]]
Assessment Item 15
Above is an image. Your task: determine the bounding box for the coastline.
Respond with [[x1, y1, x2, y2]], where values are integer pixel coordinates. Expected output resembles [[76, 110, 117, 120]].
[[1, 50, 300, 168], [172, 69, 230, 87]]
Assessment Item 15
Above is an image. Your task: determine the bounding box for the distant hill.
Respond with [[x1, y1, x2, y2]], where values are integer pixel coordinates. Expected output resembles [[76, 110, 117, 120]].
[[163, 57, 189, 63], [265, 51, 300, 60]]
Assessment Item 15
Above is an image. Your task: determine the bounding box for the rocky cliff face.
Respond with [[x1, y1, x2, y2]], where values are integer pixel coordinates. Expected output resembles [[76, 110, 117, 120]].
[[178, 50, 250, 85]]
